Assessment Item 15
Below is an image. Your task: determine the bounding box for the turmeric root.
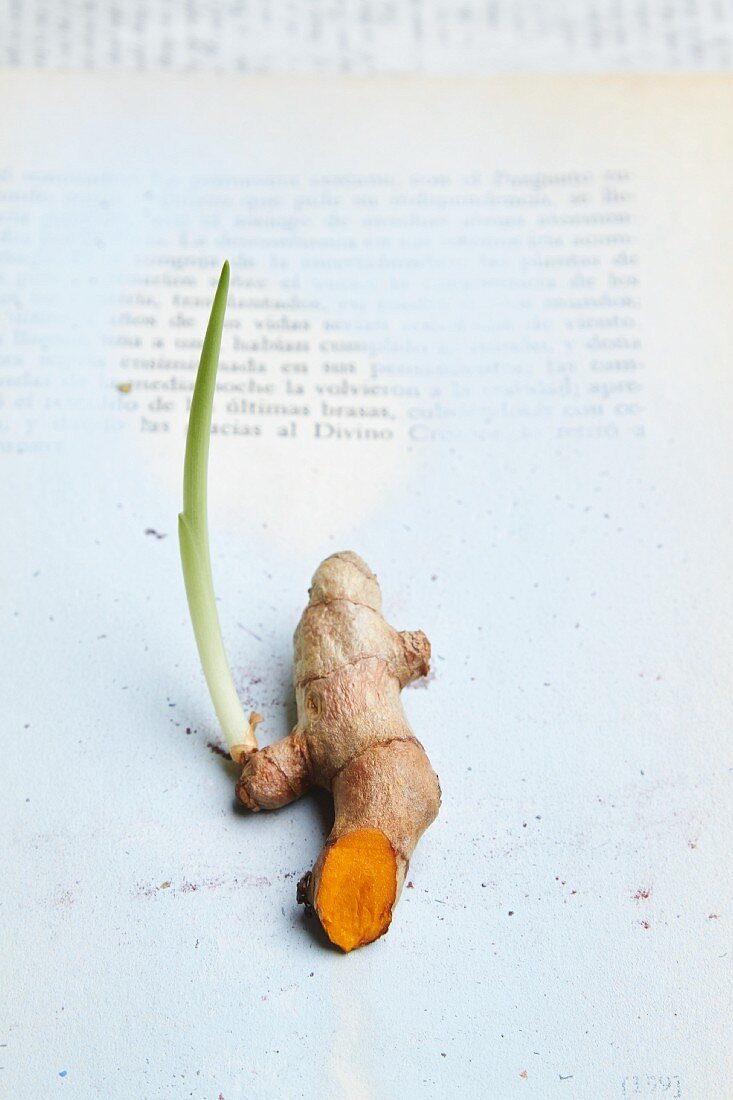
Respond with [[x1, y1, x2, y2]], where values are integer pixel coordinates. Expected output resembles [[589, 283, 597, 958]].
[[234, 551, 441, 952], [179, 266, 439, 953]]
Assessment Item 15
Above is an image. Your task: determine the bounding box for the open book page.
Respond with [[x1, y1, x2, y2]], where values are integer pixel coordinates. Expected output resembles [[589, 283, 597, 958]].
[[1, 73, 731, 1097], [1, 0, 733, 71]]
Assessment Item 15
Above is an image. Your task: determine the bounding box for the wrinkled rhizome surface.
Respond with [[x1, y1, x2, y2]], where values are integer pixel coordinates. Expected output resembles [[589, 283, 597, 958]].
[[235, 551, 441, 951]]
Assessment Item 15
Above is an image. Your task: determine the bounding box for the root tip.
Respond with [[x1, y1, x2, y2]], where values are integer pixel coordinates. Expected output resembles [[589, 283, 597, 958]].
[[314, 828, 398, 952]]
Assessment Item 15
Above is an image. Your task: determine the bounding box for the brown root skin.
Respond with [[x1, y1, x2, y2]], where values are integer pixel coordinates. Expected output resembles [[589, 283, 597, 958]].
[[236, 551, 440, 952]]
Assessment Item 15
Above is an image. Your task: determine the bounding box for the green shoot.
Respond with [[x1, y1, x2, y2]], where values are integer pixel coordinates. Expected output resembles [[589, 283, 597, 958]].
[[178, 261, 259, 758]]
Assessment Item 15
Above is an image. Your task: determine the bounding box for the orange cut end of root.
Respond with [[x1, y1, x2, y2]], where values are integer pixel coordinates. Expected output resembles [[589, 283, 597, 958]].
[[315, 828, 398, 952]]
